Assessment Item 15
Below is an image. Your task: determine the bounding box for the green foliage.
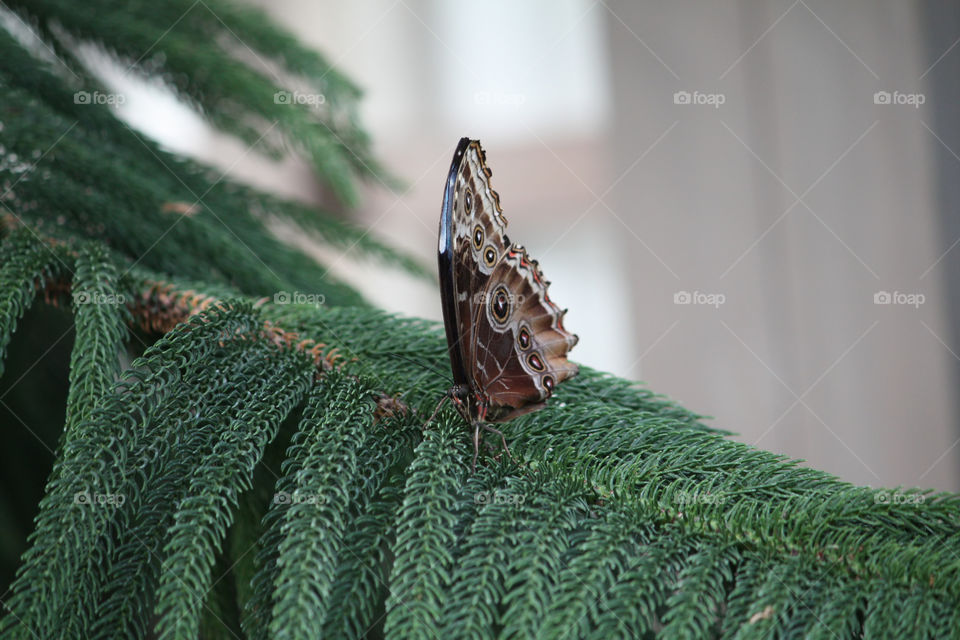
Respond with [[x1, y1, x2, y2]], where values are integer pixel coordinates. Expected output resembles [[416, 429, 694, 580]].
[[64, 242, 129, 430], [0, 20, 427, 304], [3, 0, 393, 206], [1, 239, 959, 640], [660, 544, 740, 638], [152, 334, 314, 640], [383, 422, 465, 639], [1, 3, 959, 639], [0, 228, 72, 378]]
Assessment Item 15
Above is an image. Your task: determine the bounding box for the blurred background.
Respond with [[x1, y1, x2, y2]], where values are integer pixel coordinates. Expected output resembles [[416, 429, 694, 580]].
[[70, 1, 960, 490]]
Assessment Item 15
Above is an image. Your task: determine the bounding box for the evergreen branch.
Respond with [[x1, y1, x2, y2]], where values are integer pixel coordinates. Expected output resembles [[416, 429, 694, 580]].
[[0, 227, 72, 378], [720, 556, 768, 638], [242, 373, 417, 640], [536, 506, 653, 639], [263, 304, 711, 428], [320, 480, 405, 638], [125, 275, 347, 372], [241, 380, 328, 639], [797, 577, 860, 639], [0, 28, 423, 290], [0, 302, 266, 638], [436, 466, 521, 638], [262, 198, 434, 281], [90, 337, 294, 639], [266, 374, 371, 638], [660, 543, 741, 638], [588, 532, 691, 637], [152, 337, 313, 640], [498, 476, 594, 639], [63, 242, 129, 430], [383, 422, 466, 639], [730, 559, 809, 639], [4, 0, 394, 204], [3, 231, 958, 638], [317, 401, 419, 638], [0, 84, 362, 303], [510, 402, 960, 572]]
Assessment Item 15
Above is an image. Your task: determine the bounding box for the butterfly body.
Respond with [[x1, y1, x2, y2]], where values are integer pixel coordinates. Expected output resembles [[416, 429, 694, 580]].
[[437, 138, 578, 465]]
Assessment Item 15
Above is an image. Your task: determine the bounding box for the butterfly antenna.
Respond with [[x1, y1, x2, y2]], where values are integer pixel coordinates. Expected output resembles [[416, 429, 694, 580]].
[[368, 351, 455, 422], [375, 351, 454, 384], [424, 392, 450, 428]]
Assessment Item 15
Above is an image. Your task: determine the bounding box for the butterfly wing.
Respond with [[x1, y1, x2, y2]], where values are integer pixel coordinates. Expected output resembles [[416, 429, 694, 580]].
[[439, 138, 510, 390], [471, 245, 578, 422], [438, 137, 577, 422]]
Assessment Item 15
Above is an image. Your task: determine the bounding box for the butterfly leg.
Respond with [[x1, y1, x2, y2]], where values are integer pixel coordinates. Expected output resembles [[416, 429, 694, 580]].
[[480, 423, 518, 466], [471, 421, 481, 473], [424, 393, 450, 427]]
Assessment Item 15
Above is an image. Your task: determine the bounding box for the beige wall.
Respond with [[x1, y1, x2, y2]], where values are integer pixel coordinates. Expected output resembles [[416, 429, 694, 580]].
[[605, 0, 958, 489]]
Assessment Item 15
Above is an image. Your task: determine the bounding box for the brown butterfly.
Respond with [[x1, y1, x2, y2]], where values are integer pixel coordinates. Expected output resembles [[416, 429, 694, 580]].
[[432, 137, 578, 469]]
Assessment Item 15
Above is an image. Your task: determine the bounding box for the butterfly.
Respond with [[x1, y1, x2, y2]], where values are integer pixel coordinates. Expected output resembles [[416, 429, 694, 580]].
[[433, 137, 578, 469]]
